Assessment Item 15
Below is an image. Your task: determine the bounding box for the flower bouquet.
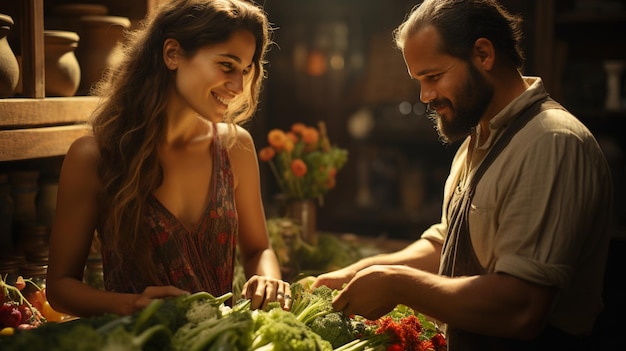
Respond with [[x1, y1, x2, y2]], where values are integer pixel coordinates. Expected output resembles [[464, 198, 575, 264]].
[[258, 121, 348, 204]]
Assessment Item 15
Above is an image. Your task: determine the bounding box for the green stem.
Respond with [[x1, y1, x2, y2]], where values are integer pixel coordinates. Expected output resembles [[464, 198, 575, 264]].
[[132, 298, 163, 334], [268, 160, 288, 194], [133, 324, 171, 348], [1, 276, 36, 308]]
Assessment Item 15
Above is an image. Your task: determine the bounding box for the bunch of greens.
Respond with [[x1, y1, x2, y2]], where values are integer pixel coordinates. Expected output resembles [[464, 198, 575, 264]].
[[0, 283, 447, 351], [266, 218, 362, 279], [0, 291, 235, 351]]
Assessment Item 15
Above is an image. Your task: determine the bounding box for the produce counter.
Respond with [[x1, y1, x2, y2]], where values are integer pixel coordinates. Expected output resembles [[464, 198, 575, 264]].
[[0, 284, 447, 351], [2, 221, 439, 350]]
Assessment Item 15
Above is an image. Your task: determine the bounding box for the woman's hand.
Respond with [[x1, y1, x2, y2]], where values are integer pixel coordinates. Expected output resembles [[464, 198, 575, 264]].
[[132, 285, 189, 312], [241, 275, 291, 311]]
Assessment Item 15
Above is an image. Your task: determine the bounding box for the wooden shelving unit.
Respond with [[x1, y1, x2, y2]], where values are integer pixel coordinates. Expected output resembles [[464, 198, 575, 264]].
[[0, 0, 98, 162], [0, 0, 170, 163], [0, 97, 97, 161]]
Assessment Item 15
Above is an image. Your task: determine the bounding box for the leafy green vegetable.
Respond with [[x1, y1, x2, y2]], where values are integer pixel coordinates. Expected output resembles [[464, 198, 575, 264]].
[[52, 323, 105, 351], [308, 312, 358, 348], [0, 284, 446, 351], [289, 282, 335, 326], [101, 324, 170, 351], [172, 308, 252, 351], [250, 308, 332, 351], [266, 219, 363, 279]]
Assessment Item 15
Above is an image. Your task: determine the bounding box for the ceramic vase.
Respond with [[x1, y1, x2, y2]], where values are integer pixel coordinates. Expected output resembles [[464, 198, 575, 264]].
[[44, 30, 81, 97], [0, 13, 19, 98], [285, 198, 318, 245]]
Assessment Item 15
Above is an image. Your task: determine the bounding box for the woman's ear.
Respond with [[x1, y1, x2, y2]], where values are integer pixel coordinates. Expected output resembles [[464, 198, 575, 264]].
[[473, 38, 495, 71], [163, 38, 180, 70]]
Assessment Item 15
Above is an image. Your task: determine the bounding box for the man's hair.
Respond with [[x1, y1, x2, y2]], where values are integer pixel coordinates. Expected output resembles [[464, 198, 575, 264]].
[[394, 0, 525, 70]]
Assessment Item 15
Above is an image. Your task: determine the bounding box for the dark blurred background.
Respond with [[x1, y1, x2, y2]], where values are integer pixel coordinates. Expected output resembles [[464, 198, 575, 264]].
[[1, 1, 624, 347], [252, 0, 626, 242]]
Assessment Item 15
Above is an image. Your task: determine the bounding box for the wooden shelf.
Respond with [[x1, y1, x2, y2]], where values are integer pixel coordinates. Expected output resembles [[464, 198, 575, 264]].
[[0, 96, 98, 161], [0, 96, 98, 128], [0, 0, 159, 163], [0, 124, 90, 161]]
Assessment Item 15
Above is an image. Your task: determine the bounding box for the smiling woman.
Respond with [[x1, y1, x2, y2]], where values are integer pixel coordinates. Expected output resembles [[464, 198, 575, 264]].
[[45, 0, 292, 319], [164, 29, 257, 123]]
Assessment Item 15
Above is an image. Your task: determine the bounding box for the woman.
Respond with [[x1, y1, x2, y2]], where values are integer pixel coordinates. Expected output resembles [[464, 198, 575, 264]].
[[46, 0, 290, 318]]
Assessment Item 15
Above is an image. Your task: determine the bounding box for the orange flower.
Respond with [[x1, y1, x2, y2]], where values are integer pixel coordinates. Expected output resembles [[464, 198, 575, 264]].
[[286, 131, 299, 143], [291, 122, 307, 135], [258, 146, 275, 162], [291, 159, 307, 177], [323, 175, 336, 189], [268, 129, 288, 150], [284, 139, 295, 152], [328, 167, 337, 178], [301, 127, 319, 145], [259, 121, 348, 200]]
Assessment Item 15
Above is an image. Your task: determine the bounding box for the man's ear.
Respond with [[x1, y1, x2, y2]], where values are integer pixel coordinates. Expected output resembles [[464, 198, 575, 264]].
[[473, 38, 495, 71], [163, 38, 180, 70]]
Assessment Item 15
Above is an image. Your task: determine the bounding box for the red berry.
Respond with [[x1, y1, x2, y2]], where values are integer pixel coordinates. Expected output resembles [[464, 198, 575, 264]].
[[0, 302, 22, 328], [17, 304, 33, 324]]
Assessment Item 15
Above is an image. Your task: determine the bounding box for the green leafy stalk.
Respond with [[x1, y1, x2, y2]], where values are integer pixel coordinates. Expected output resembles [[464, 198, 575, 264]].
[[100, 324, 170, 351], [188, 316, 252, 351], [133, 324, 171, 348], [132, 298, 163, 334]]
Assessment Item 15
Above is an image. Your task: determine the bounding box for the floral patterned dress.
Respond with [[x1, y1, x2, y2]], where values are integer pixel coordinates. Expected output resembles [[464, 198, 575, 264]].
[[102, 124, 238, 296]]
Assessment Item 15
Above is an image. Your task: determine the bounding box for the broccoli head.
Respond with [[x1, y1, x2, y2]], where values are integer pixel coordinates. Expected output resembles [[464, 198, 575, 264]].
[[308, 312, 359, 348]]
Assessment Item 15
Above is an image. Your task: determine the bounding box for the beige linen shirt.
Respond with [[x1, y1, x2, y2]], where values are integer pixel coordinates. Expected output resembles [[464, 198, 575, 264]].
[[421, 77, 613, 335]]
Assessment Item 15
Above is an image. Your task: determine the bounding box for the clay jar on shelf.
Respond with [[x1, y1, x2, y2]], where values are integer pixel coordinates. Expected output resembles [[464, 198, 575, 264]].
[[44, 30, 81, 97], [0, 13, 19, 98], [75, 15, 130, 95], [48, 3, 109, 34]]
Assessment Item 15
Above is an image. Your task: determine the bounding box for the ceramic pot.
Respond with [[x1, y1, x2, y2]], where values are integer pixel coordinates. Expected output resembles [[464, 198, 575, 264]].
[[76, 15, 130, 94], [44, 30, 81, 97], [0, 13, 19, 98], [48, 3, 109, 34]]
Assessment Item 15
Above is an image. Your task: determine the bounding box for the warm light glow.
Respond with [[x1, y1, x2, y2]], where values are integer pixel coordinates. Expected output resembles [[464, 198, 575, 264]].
[[399, 101, 412, 115], [330, 54, 345, 70], [306, 50, 327, 76]]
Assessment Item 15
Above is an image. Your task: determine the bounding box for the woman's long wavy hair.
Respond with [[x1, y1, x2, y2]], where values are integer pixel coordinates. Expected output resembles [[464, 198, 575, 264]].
[[90, 0, 272, 281]]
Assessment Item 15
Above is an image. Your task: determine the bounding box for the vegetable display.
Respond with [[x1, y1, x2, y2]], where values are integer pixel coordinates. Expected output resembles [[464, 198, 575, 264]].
[[1, 275, 48, 332], [0, 281, 447, 351]]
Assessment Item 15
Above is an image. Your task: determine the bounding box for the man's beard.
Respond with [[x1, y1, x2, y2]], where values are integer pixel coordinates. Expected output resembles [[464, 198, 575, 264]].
[[426, 63, 494, 144]]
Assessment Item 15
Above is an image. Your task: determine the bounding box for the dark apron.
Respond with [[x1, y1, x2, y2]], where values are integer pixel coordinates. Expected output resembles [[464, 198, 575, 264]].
[[439, 95, 592, 351]]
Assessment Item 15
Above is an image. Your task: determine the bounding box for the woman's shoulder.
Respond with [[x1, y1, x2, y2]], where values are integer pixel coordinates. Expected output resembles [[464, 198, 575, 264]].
[[66, 134, 101, 166], [216, 123, 254, 146], [60, 134, 102, 188]]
